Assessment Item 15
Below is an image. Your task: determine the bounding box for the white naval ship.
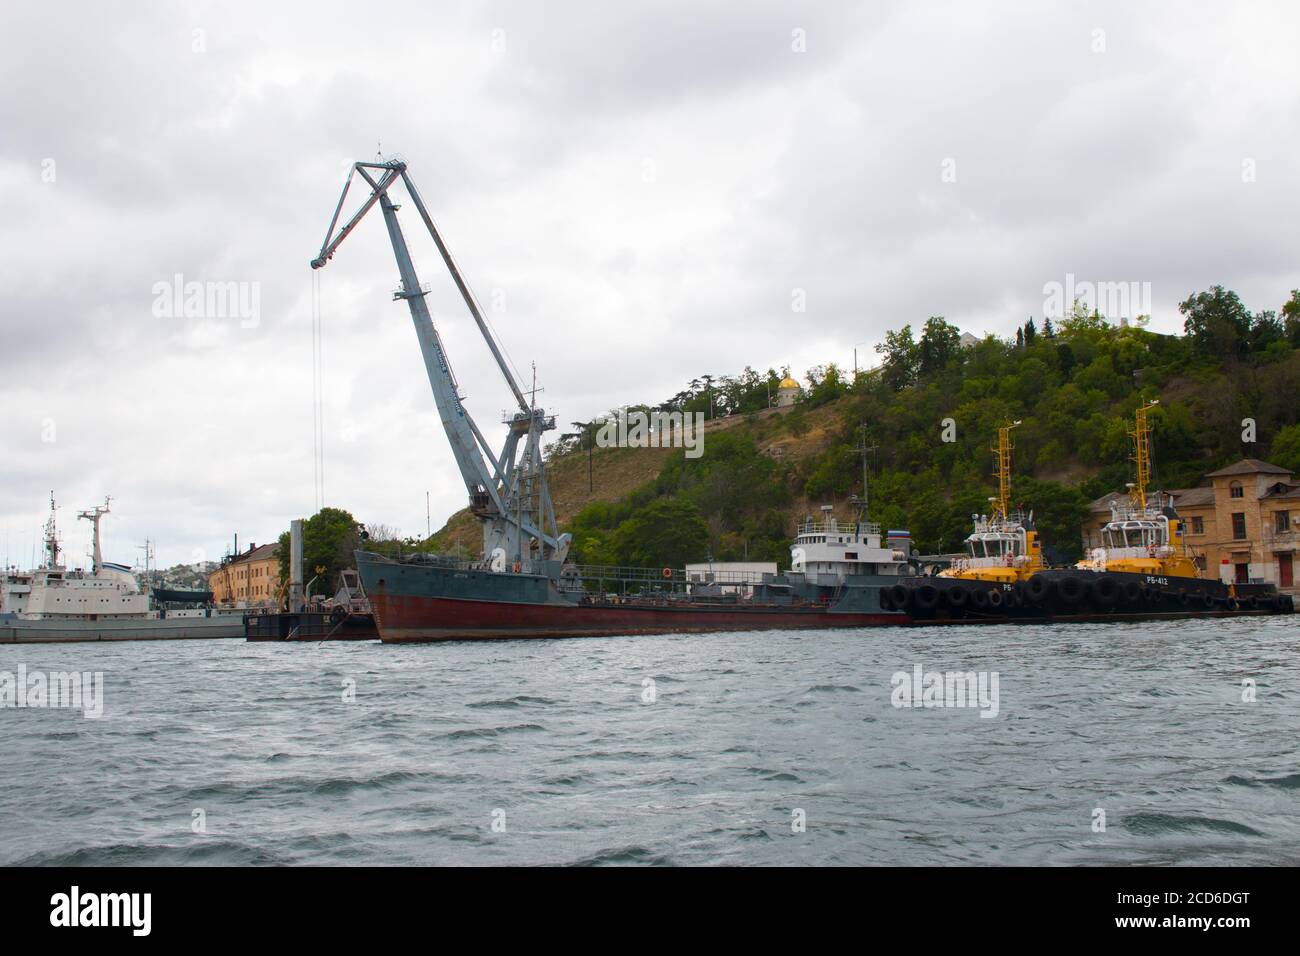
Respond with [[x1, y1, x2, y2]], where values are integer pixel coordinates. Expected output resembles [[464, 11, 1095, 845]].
[[0, 495, 245, 643]]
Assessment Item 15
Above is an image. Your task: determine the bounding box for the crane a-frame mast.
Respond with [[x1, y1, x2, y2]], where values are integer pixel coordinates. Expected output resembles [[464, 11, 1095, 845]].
[[311, 159, 568, 569]]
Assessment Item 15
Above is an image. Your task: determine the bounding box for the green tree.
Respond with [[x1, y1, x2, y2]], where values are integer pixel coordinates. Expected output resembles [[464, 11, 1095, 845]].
[[1014, 477, 1090, 564], [1282, 290, 1300, 346], [876, 325, 920, 391], [610, 497, 709, 568], [1269, 423, 1300, 474], [1180, 285, 1252, 358], [917, 316, 962, 377], [276, 507, 361, 593]]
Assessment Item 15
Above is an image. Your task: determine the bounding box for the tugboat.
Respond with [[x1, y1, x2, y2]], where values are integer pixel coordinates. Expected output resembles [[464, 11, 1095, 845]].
[[0, 495, 246, 643], [883, 421, 1045, 616], [890, 404, 1294, 622], [1028, 400, 1291, 615]]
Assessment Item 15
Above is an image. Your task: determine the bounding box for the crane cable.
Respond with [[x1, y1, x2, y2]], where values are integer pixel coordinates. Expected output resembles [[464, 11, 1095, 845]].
[[426, 208, 530, 399], [311, 270, 325, 512]]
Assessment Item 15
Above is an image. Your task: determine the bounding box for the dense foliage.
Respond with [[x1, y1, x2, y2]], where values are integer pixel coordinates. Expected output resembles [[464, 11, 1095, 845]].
[[557, 286, 1300, 568], [274, 507, 362, 597], [567, 431, 793, 566]]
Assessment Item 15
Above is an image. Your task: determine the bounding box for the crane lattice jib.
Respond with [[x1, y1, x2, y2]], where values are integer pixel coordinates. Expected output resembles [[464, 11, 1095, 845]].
[[309, 160, 568, 566]]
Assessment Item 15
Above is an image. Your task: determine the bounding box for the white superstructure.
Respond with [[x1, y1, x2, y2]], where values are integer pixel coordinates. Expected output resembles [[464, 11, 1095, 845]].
[[788, 507, 912, 586]]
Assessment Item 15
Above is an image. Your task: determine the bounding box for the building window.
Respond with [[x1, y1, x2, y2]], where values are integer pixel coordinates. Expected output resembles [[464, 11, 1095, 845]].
[[1230, 481, 1243, 499], [1277, 511, 1291, 534], [1190, 516, 1204, 535], [1232, 513, 1247, 540]]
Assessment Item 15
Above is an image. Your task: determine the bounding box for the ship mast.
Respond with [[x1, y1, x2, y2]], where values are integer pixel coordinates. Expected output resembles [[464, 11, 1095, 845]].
[[1128, 400, 1158, 512], [990, 421, 1021, 525], [41, 491, 61, 569], [77, 497, 112, 574]]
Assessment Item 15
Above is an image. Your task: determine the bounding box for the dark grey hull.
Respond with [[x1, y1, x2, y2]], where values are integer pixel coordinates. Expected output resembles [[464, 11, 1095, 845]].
[[0, 613, 246, 643]]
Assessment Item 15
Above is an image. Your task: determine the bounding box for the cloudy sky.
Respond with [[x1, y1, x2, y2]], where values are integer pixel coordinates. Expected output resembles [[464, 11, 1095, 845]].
[[2, 1, 1297, 569]]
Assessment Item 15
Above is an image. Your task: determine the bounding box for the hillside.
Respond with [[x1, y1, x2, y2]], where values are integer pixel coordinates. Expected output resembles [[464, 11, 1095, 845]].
[[428, 286, 1300, 568]]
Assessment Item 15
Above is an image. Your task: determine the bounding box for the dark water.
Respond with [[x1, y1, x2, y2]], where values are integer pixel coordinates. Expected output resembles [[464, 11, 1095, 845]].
[[2, 617, 1298, 866]]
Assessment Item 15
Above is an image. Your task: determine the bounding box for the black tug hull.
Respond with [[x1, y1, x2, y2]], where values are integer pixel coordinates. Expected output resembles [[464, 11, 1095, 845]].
[[885, 569, 1294, 624]]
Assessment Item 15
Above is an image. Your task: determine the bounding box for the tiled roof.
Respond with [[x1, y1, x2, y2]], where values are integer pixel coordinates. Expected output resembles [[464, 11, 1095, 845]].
[[1261, 481, 1300, 501], [224, 543, 280, 565], [1088, 487, 1218, 512], [1204, 458, 1293, 478], [1171, 487, 1216, 508]]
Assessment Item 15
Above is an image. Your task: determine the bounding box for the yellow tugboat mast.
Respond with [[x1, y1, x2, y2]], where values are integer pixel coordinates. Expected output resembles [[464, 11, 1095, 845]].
[[1128, 400, 1158, 512], [991, 421, 1020, 524]]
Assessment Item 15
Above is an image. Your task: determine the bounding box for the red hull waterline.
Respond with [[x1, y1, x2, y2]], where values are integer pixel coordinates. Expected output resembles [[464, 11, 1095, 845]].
[[371, 593, 911, 642]]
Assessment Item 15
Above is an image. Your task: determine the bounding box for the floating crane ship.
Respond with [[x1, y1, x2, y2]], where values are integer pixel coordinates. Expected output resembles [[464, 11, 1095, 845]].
[[309, 159, 915, 640]]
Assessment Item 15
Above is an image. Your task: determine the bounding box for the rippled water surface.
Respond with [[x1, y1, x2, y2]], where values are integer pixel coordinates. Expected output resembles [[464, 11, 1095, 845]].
[[2, 617, 1298, 865]]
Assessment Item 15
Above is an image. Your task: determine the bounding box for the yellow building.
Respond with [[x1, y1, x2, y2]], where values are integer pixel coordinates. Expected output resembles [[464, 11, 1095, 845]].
[[208, 542, 282, 606], [1084, 458, 1298, 593]]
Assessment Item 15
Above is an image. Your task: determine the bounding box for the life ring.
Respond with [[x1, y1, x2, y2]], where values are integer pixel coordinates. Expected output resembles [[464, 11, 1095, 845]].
[[662, 567, 673, 580]]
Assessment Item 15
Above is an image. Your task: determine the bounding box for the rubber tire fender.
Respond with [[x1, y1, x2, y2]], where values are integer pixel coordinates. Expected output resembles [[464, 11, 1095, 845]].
[[1092, 576, 1119, 607], [1025, 575, 1051, 603], [1056, 575, 1087, 605], [914, 584, 939, 610]]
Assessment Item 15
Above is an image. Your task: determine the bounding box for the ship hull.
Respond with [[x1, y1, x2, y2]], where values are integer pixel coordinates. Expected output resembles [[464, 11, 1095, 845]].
[[357, 552, 908, 642], [0, 612, 246, 644], [888, 568, 1293, 623], [372, 592, 902, 641]]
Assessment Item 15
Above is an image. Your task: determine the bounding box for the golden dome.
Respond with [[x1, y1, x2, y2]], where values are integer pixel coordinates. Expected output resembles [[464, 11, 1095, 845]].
[[778, 376, 801, 390]]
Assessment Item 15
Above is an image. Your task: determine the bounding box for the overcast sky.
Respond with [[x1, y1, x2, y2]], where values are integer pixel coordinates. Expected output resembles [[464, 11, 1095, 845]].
[[2, 1, 1297, 569]]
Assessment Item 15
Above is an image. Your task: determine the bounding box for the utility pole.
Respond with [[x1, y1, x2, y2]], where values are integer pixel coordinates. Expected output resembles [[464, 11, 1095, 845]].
[[426, 491, 431, 539], [853, 424, 877, 522]]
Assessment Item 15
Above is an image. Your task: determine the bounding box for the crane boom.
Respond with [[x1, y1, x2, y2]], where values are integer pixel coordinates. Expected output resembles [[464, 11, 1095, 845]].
[[311, 159, 568, 569]]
